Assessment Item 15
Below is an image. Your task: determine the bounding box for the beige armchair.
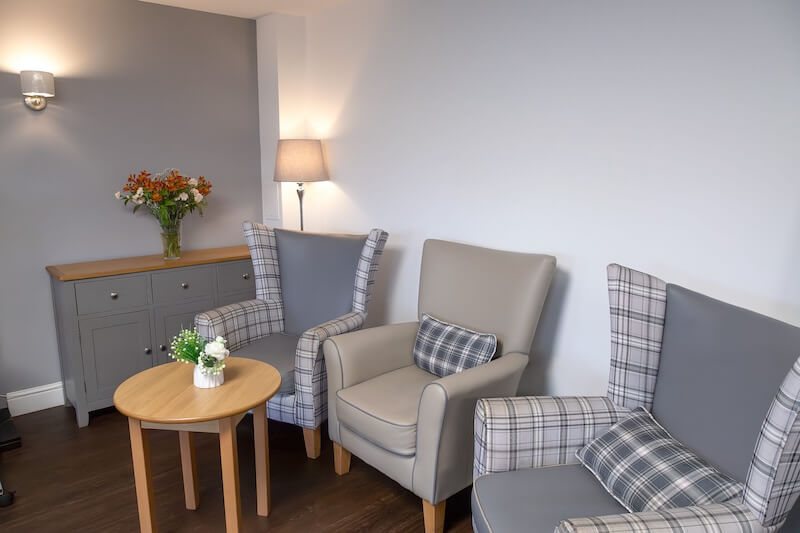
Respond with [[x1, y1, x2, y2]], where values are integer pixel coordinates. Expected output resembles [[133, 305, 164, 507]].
[[323, 239, 556, 532]]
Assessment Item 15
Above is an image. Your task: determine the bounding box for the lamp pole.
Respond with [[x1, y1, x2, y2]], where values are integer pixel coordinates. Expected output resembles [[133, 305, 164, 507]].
[[297, 182, 305, 231]]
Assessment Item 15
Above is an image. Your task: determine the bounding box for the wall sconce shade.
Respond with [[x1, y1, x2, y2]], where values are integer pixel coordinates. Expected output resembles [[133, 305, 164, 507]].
[[274, 139, 329, 183], [20, 70, 55, 111]]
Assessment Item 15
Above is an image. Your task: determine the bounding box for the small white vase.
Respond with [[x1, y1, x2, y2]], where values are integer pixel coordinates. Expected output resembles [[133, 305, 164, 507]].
[[193, 364, 224, 388]]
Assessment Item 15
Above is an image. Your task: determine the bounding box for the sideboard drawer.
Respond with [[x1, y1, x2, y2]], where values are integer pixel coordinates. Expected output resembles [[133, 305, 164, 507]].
[[152, 266, 215, 304], [217, 260, 255, 295], [76, 275, 149, 315]]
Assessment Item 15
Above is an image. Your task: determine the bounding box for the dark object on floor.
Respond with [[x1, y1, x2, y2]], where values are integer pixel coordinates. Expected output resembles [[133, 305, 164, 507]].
[[0, 479, 14, 507], [0, 408, 21, 451]]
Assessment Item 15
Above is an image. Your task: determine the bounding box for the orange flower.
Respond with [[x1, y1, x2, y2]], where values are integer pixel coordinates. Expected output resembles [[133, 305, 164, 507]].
[[152, 192, 162, 202]]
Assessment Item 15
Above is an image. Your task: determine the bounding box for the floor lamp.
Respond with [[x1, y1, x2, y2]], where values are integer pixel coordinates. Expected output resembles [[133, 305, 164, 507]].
[[274, 139, 329, 231]]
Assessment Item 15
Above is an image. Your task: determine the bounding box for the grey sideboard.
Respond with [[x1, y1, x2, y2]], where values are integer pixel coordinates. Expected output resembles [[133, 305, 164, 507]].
[[47, 246, 256, 427]]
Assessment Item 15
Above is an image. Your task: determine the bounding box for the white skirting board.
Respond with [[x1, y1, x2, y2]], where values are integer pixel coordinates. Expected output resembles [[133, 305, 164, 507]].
[[6, 382, 64, 416]]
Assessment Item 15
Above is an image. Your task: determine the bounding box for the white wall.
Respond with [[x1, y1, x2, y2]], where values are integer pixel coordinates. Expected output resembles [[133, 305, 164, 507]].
[[259, 0, 800, 395]]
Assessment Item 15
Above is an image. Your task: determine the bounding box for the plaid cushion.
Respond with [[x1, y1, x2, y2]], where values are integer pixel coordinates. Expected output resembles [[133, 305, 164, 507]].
[[607, 264, 667, 411], [744, 356, 800, 529], [577, 407, 743, 513], [413, 313, 496, 378], [556, 502, 768, 533], [352, 229, 389, 313], [243, 221, 283, 304]]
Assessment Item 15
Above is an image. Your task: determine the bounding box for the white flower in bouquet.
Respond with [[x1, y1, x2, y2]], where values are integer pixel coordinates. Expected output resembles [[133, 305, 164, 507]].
[[188, 177, 198, 186], [192, 188, 203, 203], [204, 337, 230, 361], [178, 192, 189, 201], [114, 191, 122, 199]]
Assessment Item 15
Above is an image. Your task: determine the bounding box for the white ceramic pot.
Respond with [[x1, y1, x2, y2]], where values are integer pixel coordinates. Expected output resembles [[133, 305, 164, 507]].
[[193, 364, 224, 388]]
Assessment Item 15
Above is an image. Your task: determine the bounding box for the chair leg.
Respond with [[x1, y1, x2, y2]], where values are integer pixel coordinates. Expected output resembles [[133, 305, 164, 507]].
[[422, 498, 445, 533], [303, 426, 321, 459], [333, 442, 351, 475]]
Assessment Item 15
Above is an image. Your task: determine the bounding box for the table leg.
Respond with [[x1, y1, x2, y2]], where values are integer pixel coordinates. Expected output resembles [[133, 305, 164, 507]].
[[128, 417, 157, 533], [219, 416, 242, 533], [253, 404, 270, 516], [178, 431, 199, 510]]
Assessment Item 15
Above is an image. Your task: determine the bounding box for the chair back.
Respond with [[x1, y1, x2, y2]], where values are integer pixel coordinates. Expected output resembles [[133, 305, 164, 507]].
[[273, 228, 367, 335], [652, 284, 800, 483], [417, 239, 555, 355]]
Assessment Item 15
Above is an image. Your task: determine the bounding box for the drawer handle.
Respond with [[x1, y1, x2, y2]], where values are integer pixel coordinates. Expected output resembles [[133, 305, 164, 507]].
[[180, 282, 189, 289], [159, 344, 167, 352], [242, 273, 250, 280], [144, 347, 152, 355], [110, 292, 119, 300]]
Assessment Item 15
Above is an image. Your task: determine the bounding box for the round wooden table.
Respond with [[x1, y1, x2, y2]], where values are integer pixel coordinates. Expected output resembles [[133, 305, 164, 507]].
[[114, 358, 281, 533]]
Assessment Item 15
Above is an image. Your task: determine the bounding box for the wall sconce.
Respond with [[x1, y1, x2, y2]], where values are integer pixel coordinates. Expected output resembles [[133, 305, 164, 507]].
[[20, 71, 55, 111]]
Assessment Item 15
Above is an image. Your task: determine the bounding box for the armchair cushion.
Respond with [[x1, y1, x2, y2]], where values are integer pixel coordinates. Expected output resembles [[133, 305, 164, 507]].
[[274, 228, 367, 335], [472, 464, 626, 533], [413, 313, 497, 378], [336, 364, 437, 456], [577, 407, 742, 513], [231, 333, 300, 394]]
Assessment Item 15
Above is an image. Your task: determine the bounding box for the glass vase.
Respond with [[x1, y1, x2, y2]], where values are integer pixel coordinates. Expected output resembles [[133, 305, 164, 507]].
[[160, 223, 182, 260]]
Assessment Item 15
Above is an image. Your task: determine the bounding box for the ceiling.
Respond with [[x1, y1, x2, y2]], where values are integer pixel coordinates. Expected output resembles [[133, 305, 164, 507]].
[[139, 0, 348, 18]]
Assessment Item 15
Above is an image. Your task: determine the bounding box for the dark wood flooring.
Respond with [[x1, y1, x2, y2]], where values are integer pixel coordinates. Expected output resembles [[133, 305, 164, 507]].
[[0, 406, 473, 532]]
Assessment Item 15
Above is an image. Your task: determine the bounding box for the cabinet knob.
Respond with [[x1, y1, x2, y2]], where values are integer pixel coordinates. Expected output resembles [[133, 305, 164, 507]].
[[110, 292, 119, 300], [242, 273, 250, 280], [159, 344, 167, 352], [144, 347, 152, 355], [180, 282, 189, 289]]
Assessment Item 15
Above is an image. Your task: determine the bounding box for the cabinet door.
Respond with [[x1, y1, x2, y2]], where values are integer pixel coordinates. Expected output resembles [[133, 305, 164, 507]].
[[79, 310, 153, 404], [153, 297, 215, 365]]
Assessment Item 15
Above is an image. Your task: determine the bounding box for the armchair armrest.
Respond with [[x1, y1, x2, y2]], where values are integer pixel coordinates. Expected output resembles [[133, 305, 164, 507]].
[[194, 299, 283, 350], [323, 321, 418, 441], [293, 311, 367, 429], [323, 322, 419, 390], [556, 502, 767, 533], [413, 352, 529, 504], [474, 395, 630, 478]]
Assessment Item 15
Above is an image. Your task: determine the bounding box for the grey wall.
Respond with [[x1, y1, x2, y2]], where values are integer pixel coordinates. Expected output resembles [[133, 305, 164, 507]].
[[0, 0, 262, 394]]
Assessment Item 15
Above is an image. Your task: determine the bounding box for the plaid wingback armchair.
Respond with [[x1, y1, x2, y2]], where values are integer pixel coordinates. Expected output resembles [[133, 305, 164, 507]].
[[195, 222, 388, 458], [472, 264, 800, 532]]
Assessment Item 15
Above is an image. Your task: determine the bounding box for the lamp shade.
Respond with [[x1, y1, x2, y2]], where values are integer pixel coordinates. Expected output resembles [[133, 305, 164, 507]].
[[20, 71, 55, 97], [274, 139, 329, 183]]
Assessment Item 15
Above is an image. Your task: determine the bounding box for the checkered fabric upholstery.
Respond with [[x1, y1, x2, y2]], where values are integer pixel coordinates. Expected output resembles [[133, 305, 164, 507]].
[[577, 407, 743, 513], [243, 222, 283, 302], [473, 396, 630, 478], [744, 356, 800, 529], [414, 313, 497, 378], [195, 223, 387, 430], [352, 229, 389, 313], [195, 299, 283, 351], [555, 502, 770, 533], [294, 311, 366, 428], [607, 264, 667, 411]]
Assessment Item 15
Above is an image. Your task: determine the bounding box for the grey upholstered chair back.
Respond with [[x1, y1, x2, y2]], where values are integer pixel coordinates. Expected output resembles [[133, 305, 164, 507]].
[[652, 284, 800, 483], [273, 228, 368, 335], [417, 239, 556, 355]]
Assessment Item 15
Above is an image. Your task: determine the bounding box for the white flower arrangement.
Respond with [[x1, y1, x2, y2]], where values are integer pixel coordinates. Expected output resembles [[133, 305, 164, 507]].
[[169, 328, 229, 376]]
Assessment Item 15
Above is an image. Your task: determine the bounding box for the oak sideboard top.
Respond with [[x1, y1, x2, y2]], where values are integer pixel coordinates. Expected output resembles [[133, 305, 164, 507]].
[[46, 245, 251, 281]]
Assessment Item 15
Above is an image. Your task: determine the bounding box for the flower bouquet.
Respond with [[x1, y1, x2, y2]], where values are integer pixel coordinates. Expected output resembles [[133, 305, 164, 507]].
[[169, 328, 230, 389], [116, 169, 212, 260]]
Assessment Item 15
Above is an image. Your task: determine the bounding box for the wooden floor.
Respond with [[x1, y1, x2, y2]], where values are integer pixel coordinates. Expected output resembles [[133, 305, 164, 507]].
[[0, 406, 473, 532]]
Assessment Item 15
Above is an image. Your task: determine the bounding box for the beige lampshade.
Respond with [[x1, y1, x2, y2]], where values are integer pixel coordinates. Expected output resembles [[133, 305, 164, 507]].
[[20, 70, 55, 97], [274, 139, 329, 183]]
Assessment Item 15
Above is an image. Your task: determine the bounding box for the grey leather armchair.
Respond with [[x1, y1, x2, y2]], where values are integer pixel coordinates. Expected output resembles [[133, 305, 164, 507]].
[[323, 239, 556, 532], [472, 264, 800, 532], [195, 222, 388, 458]]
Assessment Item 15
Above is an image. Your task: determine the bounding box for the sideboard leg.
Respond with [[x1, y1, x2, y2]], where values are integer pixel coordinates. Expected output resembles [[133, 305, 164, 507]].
[[76, 408, 89, 428]]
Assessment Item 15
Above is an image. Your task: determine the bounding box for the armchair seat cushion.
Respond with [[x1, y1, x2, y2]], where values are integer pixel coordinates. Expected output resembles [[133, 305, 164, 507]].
[[336, 364, 438, 456], [232, 333, 300, 394], [472, 464, 626, 533]]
